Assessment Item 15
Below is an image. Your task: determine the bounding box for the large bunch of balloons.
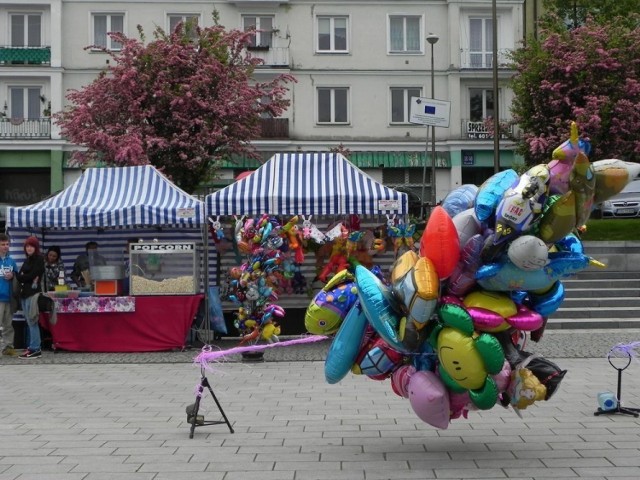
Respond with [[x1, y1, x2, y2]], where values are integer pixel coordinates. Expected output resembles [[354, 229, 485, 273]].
[[306, 122, 640, 428], [225, 214, 292, 344]]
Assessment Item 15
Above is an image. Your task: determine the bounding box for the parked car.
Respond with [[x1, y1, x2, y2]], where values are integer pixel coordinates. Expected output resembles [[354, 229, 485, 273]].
[[598, 179, 640, 218]]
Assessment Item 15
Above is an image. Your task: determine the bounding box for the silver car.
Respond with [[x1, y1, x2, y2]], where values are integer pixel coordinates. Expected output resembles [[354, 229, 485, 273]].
[[600, 179, 640, 218]]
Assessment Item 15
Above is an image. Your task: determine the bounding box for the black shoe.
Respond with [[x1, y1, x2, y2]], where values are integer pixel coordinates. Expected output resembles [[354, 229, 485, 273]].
[[18, 349, 42, 359]]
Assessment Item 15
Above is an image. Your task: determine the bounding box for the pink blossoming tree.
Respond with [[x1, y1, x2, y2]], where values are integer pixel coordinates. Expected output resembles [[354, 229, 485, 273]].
[[510, 15, 640, 164], [56, 20, 294, 193]]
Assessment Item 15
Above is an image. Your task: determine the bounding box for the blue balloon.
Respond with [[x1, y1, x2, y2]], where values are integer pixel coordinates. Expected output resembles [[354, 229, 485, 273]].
[[527, 281, 565, 317], [355, 265, 409, 353], [476, 251, 597, 292], [324, 301, 368, 384], [474, 169, 519, 222], [442, 184, 479, 219]]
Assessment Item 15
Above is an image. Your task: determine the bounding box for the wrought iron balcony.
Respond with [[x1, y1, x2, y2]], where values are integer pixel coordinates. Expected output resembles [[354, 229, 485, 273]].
[[459, 49, 511, 69], [258, 118, 289, 138], [0, 46, 51, 65], [0, 118, 51, 139]]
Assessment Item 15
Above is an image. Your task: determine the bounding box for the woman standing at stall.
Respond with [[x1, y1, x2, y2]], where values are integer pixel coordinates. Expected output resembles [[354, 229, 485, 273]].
[[44, 246, 65, 291], [16, 236, 45, 359]]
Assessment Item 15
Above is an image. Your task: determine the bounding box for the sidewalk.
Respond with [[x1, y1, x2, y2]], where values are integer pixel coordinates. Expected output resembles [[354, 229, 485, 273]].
[[2, 346, 640, 479]]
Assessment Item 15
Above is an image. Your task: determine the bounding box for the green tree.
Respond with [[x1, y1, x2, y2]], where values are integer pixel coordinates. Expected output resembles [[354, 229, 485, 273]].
[[56, 19, 294, 193], [510, 15, 640, 165], [542, 0, 640, 28]]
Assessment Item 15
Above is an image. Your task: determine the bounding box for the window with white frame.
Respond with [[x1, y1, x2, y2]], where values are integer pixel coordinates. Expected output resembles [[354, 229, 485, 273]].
[[9, 86, 42, 119], [469, 88, 494, 121], [10, 13, 42, 47], [469, 17, 493, 68], [92, 13, 124, 50], [168, 14, 199, 36], [390, 87, 422, 124], [243, 15, 274, 48], [389, 15, 421, 53], [317, 16, 348, 53], [317, 87, 349, 124]]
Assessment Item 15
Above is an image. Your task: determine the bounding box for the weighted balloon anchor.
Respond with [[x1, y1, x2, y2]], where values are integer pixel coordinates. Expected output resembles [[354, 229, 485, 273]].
[[594, 349, 640, 418], [187, 367, 234, 438]]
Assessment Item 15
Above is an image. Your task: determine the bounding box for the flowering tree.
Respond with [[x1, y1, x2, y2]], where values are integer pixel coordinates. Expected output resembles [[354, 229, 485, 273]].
[[56, 21, 294, 193], [510, 15, 640, 164]]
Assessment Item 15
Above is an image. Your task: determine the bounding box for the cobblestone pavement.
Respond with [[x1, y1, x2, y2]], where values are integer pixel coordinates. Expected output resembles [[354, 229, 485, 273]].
[[2, 328, 640, 365], [2, 357, 640, 480]]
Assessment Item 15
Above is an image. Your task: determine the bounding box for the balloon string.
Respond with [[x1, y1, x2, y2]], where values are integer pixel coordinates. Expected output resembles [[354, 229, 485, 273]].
[[609, 341, 640, 364]]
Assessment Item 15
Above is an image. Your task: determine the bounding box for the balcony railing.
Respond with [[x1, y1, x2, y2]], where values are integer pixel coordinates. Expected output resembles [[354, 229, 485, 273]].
[[461, 119, 513, 140], [258, 118, 289, 138], [0, 118, 51, 139], [0, 46, 51, 65], [245, 46, 290, 67], [459, 49, 511, 69]]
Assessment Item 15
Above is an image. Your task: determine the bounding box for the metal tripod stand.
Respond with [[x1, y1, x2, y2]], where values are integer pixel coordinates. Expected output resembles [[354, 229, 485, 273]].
[[188, 367, 234, 438]]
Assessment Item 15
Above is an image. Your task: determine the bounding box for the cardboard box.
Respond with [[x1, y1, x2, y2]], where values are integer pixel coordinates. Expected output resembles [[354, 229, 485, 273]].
[[95, 280, 121, 296]]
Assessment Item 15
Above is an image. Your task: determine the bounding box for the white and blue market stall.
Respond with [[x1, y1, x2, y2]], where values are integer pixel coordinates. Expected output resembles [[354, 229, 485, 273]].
[[205, 152, 409, 335], [6, 165, 209, 352]]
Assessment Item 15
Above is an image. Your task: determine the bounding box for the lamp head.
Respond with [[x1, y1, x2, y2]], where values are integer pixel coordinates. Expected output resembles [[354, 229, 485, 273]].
[[426, 33, 439, 45]]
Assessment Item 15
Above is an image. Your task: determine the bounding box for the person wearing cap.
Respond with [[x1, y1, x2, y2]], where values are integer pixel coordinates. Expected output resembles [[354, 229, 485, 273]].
[[16, 236, 45, 359]]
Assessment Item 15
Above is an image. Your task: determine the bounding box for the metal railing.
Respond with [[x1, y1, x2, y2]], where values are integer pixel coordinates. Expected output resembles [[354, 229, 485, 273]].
[[0, 46, 51, 65], [459, 49, 511, 69], [0, 118, 51, 139]]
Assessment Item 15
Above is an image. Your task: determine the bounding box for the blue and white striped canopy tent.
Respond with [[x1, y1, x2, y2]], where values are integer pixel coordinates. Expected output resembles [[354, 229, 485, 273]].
[[7, 165, 204, 229], [5, 165, 213, 299], [206, 153, 408, 215]]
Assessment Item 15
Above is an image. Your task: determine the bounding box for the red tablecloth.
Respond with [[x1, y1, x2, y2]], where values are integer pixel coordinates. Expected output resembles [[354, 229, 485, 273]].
[[41, 295, 203, 352]]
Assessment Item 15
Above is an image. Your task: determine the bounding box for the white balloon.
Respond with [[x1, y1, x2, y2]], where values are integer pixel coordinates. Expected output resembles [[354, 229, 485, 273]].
[[507, 235, 549, 271]]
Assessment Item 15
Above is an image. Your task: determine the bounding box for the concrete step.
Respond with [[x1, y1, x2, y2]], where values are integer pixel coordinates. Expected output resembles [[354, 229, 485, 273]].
[[546, 317, 640, 329], [562, 279, 640, 290], [563, 288, 640, 298], [572, 270, 640, 280], [560, 297, 640, 308]]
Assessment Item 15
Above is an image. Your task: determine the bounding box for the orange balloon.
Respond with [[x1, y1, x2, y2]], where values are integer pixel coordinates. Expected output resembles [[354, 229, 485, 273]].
[[419, 206, 460, 279]]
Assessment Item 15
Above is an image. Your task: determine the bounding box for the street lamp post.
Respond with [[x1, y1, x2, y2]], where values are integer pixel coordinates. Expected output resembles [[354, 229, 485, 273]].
[[426, 33, 439, 215]]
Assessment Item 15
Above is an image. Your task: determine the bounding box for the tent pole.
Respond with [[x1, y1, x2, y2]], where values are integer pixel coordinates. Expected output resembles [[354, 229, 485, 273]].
[[202, 217, 211, 343]]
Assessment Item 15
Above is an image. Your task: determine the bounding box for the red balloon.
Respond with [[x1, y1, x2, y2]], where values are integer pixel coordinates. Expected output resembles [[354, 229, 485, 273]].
[[420, 206, 460, 279]]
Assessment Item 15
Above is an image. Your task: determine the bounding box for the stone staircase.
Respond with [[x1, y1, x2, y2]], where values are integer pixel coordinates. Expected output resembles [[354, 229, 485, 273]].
[[547, 241, 640, 329]]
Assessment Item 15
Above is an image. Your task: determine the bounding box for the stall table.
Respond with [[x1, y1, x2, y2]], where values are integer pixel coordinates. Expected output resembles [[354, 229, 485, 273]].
[[40, 294, 203, 352]]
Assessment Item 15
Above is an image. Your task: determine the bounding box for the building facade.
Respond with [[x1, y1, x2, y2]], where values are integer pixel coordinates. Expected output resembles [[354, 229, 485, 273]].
[[1, 0, 528, 223]]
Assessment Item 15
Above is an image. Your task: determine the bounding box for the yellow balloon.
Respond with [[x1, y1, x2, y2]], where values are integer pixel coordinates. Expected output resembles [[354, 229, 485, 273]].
[[437, 328, 486, 390], [463, 290, 517, 319]]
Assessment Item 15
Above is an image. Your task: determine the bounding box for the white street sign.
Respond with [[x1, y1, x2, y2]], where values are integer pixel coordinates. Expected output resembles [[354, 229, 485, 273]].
[[409, 97, 451, 127]]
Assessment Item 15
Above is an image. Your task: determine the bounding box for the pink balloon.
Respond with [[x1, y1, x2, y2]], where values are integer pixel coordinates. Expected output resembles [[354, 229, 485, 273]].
[[449, 391, 471, 420], [467, 306, 505, 330], [391, 364, 416, 398], [492, 360, 512, 392], [508, 305, 544, 331], [408, 371, 450, 429]]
